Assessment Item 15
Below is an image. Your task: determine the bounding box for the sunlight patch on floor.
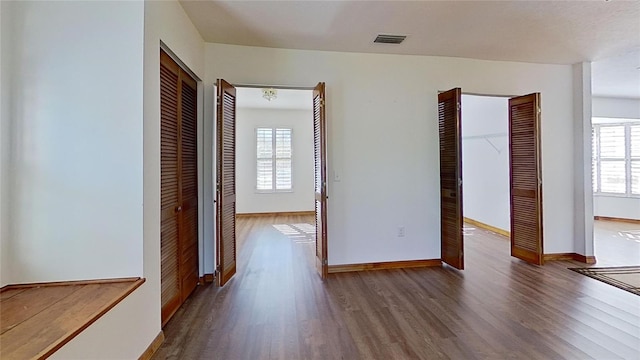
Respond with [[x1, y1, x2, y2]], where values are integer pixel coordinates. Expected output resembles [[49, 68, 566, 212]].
[[273, 223, 315, 244], [619, 230, 640, 242]]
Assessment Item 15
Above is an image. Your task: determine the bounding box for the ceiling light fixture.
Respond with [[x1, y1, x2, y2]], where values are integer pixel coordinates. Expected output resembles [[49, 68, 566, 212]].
[[262, 88, 277, 101]]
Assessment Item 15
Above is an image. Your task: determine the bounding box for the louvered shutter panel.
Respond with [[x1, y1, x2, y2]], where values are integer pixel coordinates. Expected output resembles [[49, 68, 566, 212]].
[[160, 50, 200, 325], [180, 74, 199, 300], [599, 125, 626, 194], [275, 128, 292, 190], [313, 83, 328, 279], [256, 128, 273, 190], [216, 79, 237, 286], [631, 125, 640, 195], [438, 88, 464, 270], [592, 127, 598, 192], [160, 51, 181, 325], [509, 93, 543, 265]]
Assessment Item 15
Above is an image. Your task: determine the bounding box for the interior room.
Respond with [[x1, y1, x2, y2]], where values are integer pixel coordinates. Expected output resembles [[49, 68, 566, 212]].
[[590, 53, 640, 267], [1, 1, 639, 359], [234, 86, 317, 263], [461, 94, 511, 256], [235, 87, 314, 217]]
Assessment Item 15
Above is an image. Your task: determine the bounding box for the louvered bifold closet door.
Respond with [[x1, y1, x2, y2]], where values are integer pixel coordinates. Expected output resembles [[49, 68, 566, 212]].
[[509, 93, 544, 265], [438, 88, 464, 270], [216, 79, 237, 286], [180, 74, 199, 300], [313, 82, 328, 279], [160, 50, 182, 325]]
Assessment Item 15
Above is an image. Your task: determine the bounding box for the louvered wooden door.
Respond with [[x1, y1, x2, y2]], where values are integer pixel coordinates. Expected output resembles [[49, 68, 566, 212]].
[[509, 93, 543, 265], [160, 51, 181, 325], [179, 72, 199, 300], [313, 82, 328, 279], [216, 79, 237, 286], [160, 50, 199, 326], [438, 88, 464, 270]]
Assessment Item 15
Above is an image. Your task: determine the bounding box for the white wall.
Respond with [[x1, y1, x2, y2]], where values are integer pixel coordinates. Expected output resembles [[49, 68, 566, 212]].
[[205, 43, 576, 264], [0, 0, 11, 287], [236, 107, 314, 214], [593, 197, 640, 220], [573, 62, 594, 256], [592, 96, 640, 220], [52, 1, 206, 359], [592, 97, 640, 119], [461, 95, 510, 232], [6, 0, 144, 284]]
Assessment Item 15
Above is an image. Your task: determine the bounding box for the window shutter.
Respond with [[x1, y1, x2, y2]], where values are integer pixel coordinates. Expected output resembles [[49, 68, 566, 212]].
[[599, 126, 625, 158], [256, 128, 273, 191], [256, 127, 292, 191], [631, 125, 640, 195], [599, 125, 626, 194], [592, 126, 598, 192], [275, 128, 292, 190]]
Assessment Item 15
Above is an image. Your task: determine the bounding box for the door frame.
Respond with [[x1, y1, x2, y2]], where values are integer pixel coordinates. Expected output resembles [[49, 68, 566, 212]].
[[439, 90, 546, 267], [213, 82, 330, 283]]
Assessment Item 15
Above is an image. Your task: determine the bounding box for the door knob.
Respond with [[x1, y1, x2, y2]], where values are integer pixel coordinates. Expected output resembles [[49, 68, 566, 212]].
[[176, 206, 182, 212]]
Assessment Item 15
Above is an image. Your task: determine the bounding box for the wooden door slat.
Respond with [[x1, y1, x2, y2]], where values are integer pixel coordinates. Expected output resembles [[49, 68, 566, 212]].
[[438, 88, 464, 270], [179, 76, 199, 302], [160, 50, 182, 325], [509, 93, 544, 265], [217, 79, 237, 286], [313, 82, 328, 279], [160, 49, 200, 326]]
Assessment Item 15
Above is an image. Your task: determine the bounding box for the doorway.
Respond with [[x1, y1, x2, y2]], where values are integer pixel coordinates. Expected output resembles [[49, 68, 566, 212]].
[[461, 94, 511, 255], [234, 87, 316, 270], [438, 88, 543, 269], [591, 117, 640, 266], [215, 81, 328, 286]]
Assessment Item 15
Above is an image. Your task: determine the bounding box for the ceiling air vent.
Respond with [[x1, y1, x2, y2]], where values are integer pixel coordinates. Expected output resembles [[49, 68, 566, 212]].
[[374, 34, 407, 44]]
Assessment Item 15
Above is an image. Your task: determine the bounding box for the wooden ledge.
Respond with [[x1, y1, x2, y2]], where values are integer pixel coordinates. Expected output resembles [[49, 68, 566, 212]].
[[0, 277, 145, 360]]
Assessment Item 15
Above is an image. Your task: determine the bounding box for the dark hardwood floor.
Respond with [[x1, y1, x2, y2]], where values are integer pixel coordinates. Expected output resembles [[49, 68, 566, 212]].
[[153, 215, 640, 359]]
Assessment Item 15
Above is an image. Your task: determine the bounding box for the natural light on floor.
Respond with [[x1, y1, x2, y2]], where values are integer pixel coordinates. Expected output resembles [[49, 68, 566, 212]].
[[619, 230, 640, 242], [273, 224, 315, 243]]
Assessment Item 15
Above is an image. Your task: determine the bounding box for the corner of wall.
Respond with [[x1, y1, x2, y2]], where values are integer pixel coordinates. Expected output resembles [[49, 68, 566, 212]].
[[572, 62, 594, 256], [0, 0, 14, 287]]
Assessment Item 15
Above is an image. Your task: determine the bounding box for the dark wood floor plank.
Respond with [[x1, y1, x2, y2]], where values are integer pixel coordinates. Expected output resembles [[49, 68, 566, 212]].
[[155, 216, 640, 360]]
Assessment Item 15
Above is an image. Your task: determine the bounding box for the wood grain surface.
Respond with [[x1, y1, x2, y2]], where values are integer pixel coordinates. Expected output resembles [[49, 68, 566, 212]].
[[1, 278, 144, 359], [154, 215, 640, 359]]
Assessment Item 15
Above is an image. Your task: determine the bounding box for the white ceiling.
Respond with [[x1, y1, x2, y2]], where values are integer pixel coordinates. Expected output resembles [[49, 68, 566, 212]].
[[591, 50, 640, 99], [181, 0, 640, 99], [236, 87, 312, 110]]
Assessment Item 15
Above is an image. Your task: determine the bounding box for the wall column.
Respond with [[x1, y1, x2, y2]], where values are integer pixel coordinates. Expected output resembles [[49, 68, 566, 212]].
[[572, 62, 594, 257]]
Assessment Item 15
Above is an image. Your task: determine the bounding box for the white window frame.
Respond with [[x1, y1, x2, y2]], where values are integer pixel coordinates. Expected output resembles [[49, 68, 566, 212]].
[[255, 127, 293, 193], [592, 119, 640, 198]]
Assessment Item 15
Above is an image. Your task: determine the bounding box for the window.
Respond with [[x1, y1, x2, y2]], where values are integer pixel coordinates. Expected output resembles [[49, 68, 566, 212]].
[[256, 128, 292, 192], [592, 121, 640, 197]]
